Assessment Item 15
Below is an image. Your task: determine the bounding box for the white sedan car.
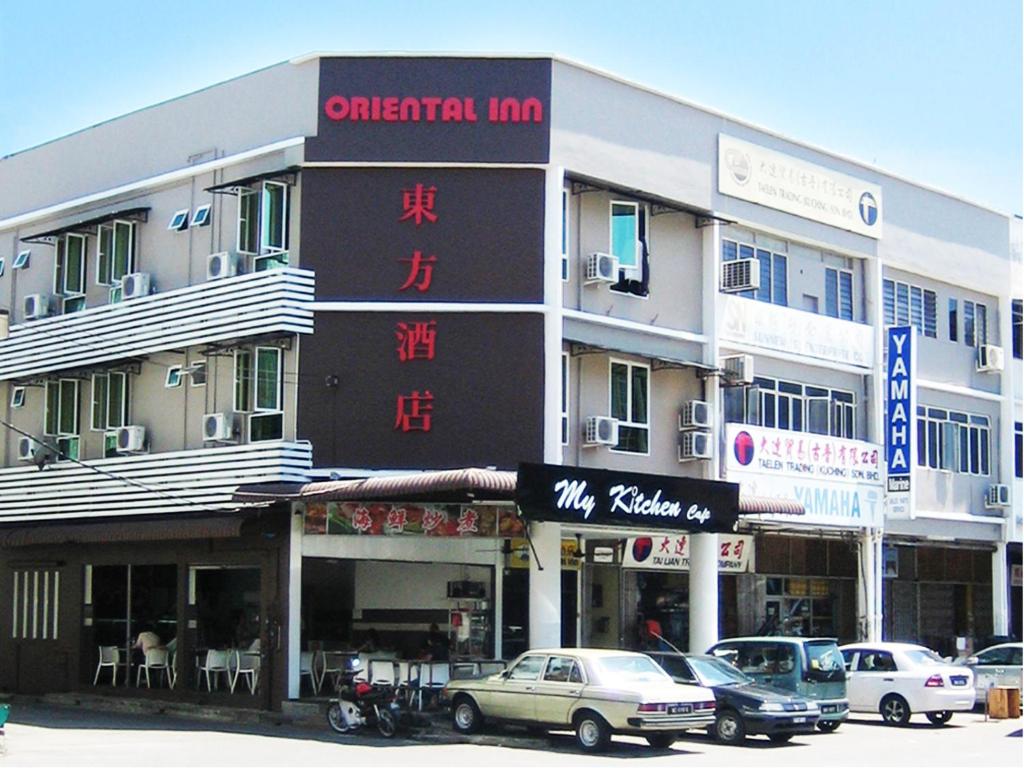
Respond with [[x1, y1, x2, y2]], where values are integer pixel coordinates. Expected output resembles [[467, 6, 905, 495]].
[[840, 642, 974, 726], [958, 642, 1023, 704]]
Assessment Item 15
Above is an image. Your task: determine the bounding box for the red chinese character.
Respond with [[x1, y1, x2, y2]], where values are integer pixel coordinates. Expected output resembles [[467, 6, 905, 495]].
[[394, 390, 434, 432], [659, 537, 670, 554], [868, 449, 878, 466], [733, 540, 745, 558], [399, 183, 438, 226], [811, 442, 821, 462], [457, 508, 479, 535], [720, 541, 731, 557], [823, 444, 833, 463], [396, 320, 437, 362], [785, 439, 794, 458], [352, 506, 373, 533], [422, 507, 447, 532], [850, 448, 859, 466], [674, 537, 686, 556], [398, 250, 437, 292], [838, 446, 847, 465], [797, 440, 806, 460], [760, 437, 770, 454], [386, 507, 408, 533], [772, 438, 782, 457]]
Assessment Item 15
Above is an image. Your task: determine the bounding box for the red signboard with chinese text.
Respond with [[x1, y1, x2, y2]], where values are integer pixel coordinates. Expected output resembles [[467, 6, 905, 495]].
[[303, 501, 525, 538]]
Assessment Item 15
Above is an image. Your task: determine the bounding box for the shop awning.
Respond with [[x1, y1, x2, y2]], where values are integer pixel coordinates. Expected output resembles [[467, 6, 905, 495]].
[[0, 514, 246, 547], [205, 166, 300, 195], [21, 206, 150, 243], [738, 495, 806, 516]]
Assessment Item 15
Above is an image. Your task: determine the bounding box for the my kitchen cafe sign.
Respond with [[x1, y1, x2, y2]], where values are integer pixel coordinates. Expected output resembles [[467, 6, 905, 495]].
[[516, 463, 739, 533]]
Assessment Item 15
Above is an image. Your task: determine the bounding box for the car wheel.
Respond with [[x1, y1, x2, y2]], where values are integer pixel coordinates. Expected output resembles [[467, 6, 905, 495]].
[[768, 733, 793, 743], [714, 710, 746, 745], [926, 711, 953, 726], [645, 734, 676, 749], [816, 719, 841, 732], [574, 711, 611, 753], [880, 694, 911, 726], [452, 696, 483, 734]]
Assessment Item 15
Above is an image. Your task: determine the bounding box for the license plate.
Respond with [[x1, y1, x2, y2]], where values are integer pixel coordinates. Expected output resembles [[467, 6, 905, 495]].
[[792, 717, 807, 724], [951, 676, 968, 686], [667, 704, 692, 715], [820, 704, 836, 713]]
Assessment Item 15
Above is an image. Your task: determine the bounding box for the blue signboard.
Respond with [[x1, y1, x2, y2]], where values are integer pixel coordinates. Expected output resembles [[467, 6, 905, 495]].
[[885, 327, 915, 515]]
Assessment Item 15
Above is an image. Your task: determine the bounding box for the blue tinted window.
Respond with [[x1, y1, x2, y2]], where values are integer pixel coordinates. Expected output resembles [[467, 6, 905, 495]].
[[756, 249, 772, 303], [772, 254, 787, 306], [825, 268, 838, 317], [611, 203, 638, 269]]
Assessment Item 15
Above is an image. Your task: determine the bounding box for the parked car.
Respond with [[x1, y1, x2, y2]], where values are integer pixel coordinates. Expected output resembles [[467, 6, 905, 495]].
[[646, 651, 820, 745], [956, 641, 1023, 704], [707, 636, 848, 731], [442, 648, 717, 753], [839, 642, 974, 726]]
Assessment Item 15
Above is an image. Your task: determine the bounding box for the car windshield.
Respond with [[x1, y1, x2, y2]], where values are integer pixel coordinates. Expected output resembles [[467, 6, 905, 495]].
[[594, 655, 671, 685], [805, 641, 845, 681], [687, 656, 752, 686], [904, 649, 946, 666]]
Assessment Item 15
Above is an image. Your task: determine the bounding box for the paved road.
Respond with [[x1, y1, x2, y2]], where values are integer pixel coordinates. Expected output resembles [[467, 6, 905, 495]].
[[0, 703, 1019, 767]]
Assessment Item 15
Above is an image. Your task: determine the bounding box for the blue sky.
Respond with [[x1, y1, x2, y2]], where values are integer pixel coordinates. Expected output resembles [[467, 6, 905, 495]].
[[1, 0, 1020, 213]]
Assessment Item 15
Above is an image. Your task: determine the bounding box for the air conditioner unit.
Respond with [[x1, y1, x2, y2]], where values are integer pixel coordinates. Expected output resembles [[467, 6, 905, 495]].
[[976, 344, 1005, 374], [679, 400, 712, 430], [17, 436, 37, 462], [203, 412, 241, 443], [721, 354, 754, 385], [121, 272, 151, 300], [678, 430, 713, 461], [113, 425, 147, 454], [207, 251, 242, 281], [720, 259, 761, 293], [583, 416, 619, 447], [23, 293, 51, 320], [985, 484, 1010, 508], [584, 252, 619, 284]]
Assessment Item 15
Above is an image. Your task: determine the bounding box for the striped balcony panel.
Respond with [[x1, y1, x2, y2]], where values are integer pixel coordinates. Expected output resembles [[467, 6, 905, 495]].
[[0, 268, 315, 381], [0, 441, 312, 522]]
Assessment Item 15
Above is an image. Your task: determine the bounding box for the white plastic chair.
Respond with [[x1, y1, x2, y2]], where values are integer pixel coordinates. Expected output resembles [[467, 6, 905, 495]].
[[168, 649, 178, 690], [199, 649, 234, 693], [135, 647, 170, 688], [93, 645, 121, 686], [317, 651, 349, 693], [299, 651, 319, 695], [368, 658, 398, 686], [236, 652, 261, 694]]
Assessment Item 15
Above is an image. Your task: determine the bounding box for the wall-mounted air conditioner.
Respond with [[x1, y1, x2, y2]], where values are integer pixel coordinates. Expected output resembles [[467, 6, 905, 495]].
[[203, 412, 241, 443], [976, 344, 1004, 374], [720, 259, 760, 293], [678, 431, 713, 461], [113, 425, 147, 454], [985, 484, 1010, 508], [23, 294, 51, 320], [17, 436, 37, 462], [679, 400, 712, 430], [720, 354, 754, 385], [207, 251, 242, 281], [583, 416, 619, 447], [584, 252, 619, 284], [121, 272, 151, 300]]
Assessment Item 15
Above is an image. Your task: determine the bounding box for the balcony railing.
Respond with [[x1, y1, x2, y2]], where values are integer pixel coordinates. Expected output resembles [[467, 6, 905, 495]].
[[0, 268, 314, 381], [0, 440, 312, 521]]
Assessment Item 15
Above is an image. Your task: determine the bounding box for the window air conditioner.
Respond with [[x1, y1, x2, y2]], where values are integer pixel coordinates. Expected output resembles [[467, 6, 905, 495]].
[[720, 354, 754, 386], [584, 252, 619, 284], [207, 251, 242, 281], [121, 272, 151, 300], [976, 344, 1004, 374], [985, 484, 1010, 508], [679, 400, 712, 430], [583, 416, 619, 447], [23, 293, 51, 320], [113, 425, 147, 454], [720, 259, 761, 293], [678, 430, 713, 461], [203, 412, 241, 443]]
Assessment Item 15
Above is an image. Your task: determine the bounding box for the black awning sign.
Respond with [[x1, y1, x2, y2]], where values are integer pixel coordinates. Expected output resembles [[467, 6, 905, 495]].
[[516, 463, 739, 533]]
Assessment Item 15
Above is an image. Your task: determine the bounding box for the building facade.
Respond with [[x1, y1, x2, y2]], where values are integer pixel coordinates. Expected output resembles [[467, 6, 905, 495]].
[[0, 54, 1018, 705]]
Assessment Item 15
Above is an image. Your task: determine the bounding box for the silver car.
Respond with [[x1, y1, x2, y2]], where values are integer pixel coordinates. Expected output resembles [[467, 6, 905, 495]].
[[959, 642, 1023, 704], [442, 648, 717, 752]]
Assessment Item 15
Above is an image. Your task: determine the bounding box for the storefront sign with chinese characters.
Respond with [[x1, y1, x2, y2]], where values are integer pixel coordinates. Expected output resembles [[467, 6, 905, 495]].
[[622, 534, 753, 573], [302, 501, 525, 538]]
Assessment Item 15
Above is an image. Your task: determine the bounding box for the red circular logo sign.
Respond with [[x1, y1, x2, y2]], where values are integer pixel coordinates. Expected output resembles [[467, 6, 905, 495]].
[[734, 430, 755, 466]]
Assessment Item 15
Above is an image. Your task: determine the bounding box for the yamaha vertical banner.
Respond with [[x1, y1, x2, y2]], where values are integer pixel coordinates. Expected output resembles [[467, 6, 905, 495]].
[[885, 326, 916, 520]]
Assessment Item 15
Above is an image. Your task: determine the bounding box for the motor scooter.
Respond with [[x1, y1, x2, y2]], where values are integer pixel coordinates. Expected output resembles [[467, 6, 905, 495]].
[[326, 664, 404, 738]]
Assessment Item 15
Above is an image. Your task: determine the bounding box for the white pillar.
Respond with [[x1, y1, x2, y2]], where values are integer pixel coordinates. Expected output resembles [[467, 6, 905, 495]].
[[543, 165, 565, 465], [689, 533, 719, 653], [993, 542, 1009, 636], [528, 521, 562, 649], [857, 529, 873, 640], [287, 505, 303, 699], [873, 530, 884, 640], [493, 547, 504, 660]]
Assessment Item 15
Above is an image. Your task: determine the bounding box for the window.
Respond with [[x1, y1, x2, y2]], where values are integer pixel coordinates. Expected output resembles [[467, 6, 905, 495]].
[[168, 210, 189, 231], [610, 360, 649, 453], [191, 204, 212, 228], [882, 279, 936, 337], [165, 366, 183, 388], [234, 347, 283, 441], [825, 268, 853, 320], [10, 387, 25, 408], [13, 250, 30, 270], [610, 201, 639, 272], [543, 656, 581, 683], [1014, 422, 1022, 479], [561, 353, 569, 445], [508, 655, 545, 681], [561, 189, 569, 281], [54, 233, 87, 313], [916, 407, 990, 476], [189, 361, 207, 387], [721, 238, 786, 306], [1013, 299, 1023, 359], [948, 299, 958, 342], [962, 300, 988, 347], [11, 569, 60, 640], [91, 372, 129, 432], [44, 379, 80, 460], [239, 181, 290, 271], [96, 220, 135, 292], [856, 650, 896, 672], [725, 377, 855, 439]]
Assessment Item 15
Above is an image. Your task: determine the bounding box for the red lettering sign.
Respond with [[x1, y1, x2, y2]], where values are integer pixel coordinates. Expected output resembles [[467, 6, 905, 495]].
[[323, 95, 542, 124], [396, 321, 437, 362], [399, 184, 438, 226], [394, 390, 434, 432], [398, 251, 437, 292]]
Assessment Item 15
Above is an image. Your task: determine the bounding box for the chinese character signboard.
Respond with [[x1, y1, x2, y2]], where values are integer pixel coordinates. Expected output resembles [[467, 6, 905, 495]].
[[303, 501, 525, 538], [622, 534, 753, 573], [885, 326, 916, 520]]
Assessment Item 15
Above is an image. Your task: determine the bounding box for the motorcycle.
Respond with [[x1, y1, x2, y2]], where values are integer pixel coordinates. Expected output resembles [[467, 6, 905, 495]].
[[326, 664, 404, 738]]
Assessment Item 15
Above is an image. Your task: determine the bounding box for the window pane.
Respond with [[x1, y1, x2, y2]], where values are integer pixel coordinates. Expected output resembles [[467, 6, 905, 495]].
[[724, 387, 744, 423], [958, 426, 969, 472], [610, 363, 628, 421], [883, 280, 895, 325], [65, 235, 85, 294], [808, 398, 829, 435], [721, 239, 737, 262], [941, 422, 957, 470], [839, 271, 853, 321], [964, 301, 975, 347], [45, 383, 59, 435], [249, 412, 283, 442], [235, 351, 253, 412], [980, 429, 990, 475], [756, 249, 772, 303], [975, 304, 987, 346], [97, 226, 112, 285], [239, 191, 258, 253], [617, 426, 648, 453], [916, 417, 927, 466], [112, 222, 133, 280], [262, 183, 287, 251], [825, 268, 838, 318], [923, 290, 936, 337], [611, 203, 638, 269], [948, 298, 958, 342], [910, 286, 924, 331], [630, 367, 648, 424], [896, 283, 910, 325], [762, 392, 776, 428], [927, 420, 939, 468], [969, 428, 979, 474], [1012, 299, 1023, 359], [59, 381, 77, 435], [255, 348, 281, 411], [772, 254, 787, 306], [778, 394, 791, 430], [92, 375, 108, 430], [108, 374, 125, 429]]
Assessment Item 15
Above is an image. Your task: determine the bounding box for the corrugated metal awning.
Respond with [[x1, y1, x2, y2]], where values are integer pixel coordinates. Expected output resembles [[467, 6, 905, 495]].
[[0, 514, 245, 547], [738, 495, 805, 516]]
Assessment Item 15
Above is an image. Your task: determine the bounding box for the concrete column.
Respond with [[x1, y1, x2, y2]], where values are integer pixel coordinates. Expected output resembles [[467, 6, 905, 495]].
[[543, 165, 565, 465], [874, 530, 885, 640], [493, 547, 504, 660], [287, 505, 303, 699], [993, 541, 1009, 636], [857, 529, 873, 640], [528, 521, 562, 649], [689, 533, 719, 653]]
